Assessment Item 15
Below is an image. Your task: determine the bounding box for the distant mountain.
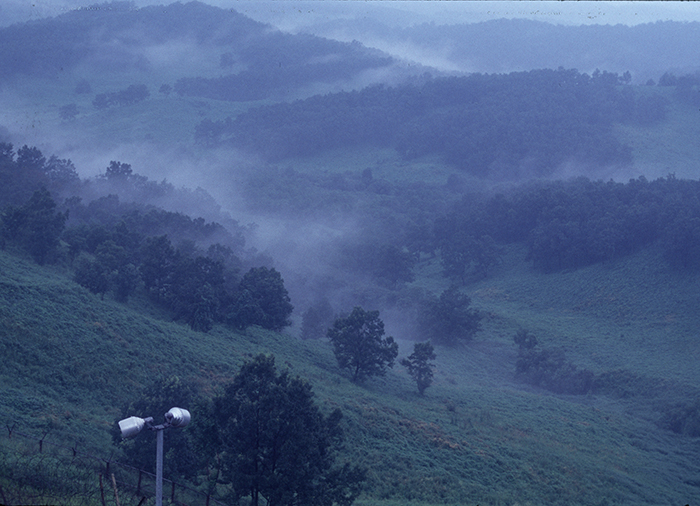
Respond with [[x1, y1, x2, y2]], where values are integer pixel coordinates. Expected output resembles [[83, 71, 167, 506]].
[[302, 18, 700, 82], [0, 1, 407, 100], [0, 1, 261, 78]]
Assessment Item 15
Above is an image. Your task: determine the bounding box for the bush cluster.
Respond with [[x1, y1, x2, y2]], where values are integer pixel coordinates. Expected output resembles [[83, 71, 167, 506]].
[[93, 84, 150, 109]]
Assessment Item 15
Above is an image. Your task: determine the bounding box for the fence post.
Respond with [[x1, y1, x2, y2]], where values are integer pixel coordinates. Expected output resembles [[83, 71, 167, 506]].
[[99, 474, 107, 506], [0, 483, 7, 505], [39, 429, 50, 453], [111, 473, 121, 506], [171, 480, 176, 504], [136, 469, 143, 495]]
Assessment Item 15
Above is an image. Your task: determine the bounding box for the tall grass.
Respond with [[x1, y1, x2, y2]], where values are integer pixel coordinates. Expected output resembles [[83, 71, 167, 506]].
[[3, 233, 700, 504]]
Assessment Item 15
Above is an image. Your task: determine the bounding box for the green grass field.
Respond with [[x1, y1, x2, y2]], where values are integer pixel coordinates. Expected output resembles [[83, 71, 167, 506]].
[[3, 70, 700, 504], [2, 232, 700, 504]]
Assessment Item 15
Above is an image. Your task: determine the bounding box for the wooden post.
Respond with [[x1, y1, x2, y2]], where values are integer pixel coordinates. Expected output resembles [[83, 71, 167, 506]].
[[99, 474, 107, 506], [111, 473, 121, 506], [136, 469, 143, 495], [0, 483, 8, 505], [39, 430, 50, 453]]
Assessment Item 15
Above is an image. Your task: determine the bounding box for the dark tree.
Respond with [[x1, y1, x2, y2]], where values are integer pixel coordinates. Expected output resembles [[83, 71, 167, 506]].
[[471, 235, 502, 278], [514, 329, 538, 351], [112, 262, 140, 303], [227, 289, 267, 331], [140, 235, 177, 299], [439, 230, 474, 285], [373, 244, 415, 288], [231, 267, 293, 331], [3, 187, 67, 264], [210, 354, 365, 506], [104, 160, 133, 180], [16, 145, 46, 174], [327, 307, 399, 382], [516, 347, 594, 395], [44, 155, 79, 187], [401, 341, 436, 395], [418, 286, 482, 346], [168, 255, 226, 332], [74, 254, 110, 298]]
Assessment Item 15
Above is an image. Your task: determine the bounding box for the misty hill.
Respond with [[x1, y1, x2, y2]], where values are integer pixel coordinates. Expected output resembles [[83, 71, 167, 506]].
[[202, 68, 648, 179], [2, 1, 699, 188], [303, 18, 700, 82], [0, 1, 404, 100]]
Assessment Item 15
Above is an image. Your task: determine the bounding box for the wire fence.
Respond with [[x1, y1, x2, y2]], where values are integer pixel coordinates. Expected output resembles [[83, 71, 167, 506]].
[[0, 423, 228, 506]]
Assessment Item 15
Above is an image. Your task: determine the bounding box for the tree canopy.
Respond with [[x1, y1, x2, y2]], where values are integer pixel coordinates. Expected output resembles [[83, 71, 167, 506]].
[[418, 286, 482, 346], [203, 68, 648, 178], [327, 307, 399, 382], [210, 354, 365, 506], [401, 341, 437, 395]]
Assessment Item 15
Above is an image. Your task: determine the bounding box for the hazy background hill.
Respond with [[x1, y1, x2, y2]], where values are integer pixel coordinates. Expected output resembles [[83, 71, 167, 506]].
[[291, 18, 700, 83]]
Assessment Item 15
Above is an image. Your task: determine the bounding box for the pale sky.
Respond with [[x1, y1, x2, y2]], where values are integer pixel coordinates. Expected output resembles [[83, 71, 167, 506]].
[[227, 1, 700, 28], [4, 0, 700, 27]]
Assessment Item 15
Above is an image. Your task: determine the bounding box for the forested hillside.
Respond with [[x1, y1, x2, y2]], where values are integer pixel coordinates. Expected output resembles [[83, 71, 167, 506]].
[[198, 68, 660, 177], [0, 1, 395, 101]]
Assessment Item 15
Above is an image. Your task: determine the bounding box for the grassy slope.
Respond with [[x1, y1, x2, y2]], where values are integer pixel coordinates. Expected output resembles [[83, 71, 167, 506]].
[[3, 70, 700, 504], [615, 86, 700, 180], [2, 239, 700, 505]]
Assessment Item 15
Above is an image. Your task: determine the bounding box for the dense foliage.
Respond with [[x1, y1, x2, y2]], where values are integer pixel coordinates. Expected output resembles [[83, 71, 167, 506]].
[[417, 286, 482, 345], [208, 354, 366, 506], [0, 2, 265, 80], [0, 144, 292, 334], [400, 341, 436, 395], [327, 307, 399, 382], [198, 68, 665, 178], [440, 174, 700, 273]]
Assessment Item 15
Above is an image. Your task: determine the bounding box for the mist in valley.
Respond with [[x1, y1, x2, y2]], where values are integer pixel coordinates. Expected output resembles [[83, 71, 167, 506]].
[[1, 0, 699, 348]]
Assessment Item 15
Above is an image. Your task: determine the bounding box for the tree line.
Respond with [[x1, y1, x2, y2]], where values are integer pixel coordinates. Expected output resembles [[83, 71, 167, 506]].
[[0, 143, 292, 333], [195, 68, 668, 178], [436, 174, 700, 275]]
